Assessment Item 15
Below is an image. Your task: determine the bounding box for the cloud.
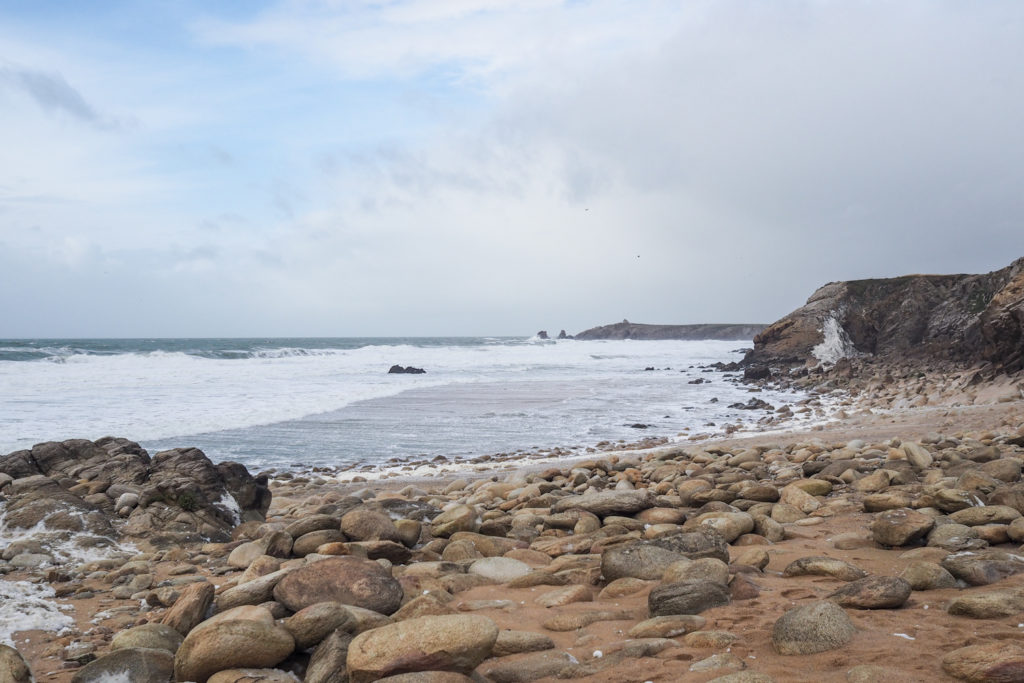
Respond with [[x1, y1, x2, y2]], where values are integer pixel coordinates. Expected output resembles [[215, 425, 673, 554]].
[[3, 1, 1024, 336], [196, 0, 1024, 331], [194, 0, 680, 85], [0, 63, 122, 130]]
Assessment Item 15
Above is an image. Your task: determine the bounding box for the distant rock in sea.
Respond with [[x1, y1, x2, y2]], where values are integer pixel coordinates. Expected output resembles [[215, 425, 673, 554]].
[[388, 365, 426, 374], [743, 255, 1024, 376], [574, 320, 766, 341]]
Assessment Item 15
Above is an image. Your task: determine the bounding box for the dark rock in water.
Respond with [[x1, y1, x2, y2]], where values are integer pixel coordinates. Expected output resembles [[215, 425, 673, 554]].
[[728, 398, 774, 411], [644, 367, 655, 371], [629, 423, 649, 429], [742, 365, 770, 381], [557, 330, 572, 339], [536, 330, 549, 339], [0, 438, 270, 542], [688, 378, 707, 384], [388, 365, 426, 374]]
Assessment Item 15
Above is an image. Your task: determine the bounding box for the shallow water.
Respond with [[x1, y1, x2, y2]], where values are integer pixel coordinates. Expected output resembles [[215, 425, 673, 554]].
[[1, 337, 808, 471]]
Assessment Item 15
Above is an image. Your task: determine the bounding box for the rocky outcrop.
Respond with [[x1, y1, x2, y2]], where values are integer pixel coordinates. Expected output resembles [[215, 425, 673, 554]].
[[575, 320, 765, 341], [0, 437, 270, 543], [388, 365, 426, 374], [744, 256, 1024, 375]]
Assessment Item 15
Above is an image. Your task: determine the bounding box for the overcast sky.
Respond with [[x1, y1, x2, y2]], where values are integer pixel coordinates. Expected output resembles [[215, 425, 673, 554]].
[[2, 1, 1023, 337]]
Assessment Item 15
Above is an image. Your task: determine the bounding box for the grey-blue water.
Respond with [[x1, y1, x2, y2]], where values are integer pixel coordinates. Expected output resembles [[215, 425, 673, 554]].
[[0, 337, 805, 473]]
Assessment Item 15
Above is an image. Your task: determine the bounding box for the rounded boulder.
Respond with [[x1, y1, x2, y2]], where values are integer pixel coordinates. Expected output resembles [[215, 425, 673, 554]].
[[273, 556, 403, 614], [173, 620, 295, 683], [346, 614, 498, 683], [771, 601, 855, 655]]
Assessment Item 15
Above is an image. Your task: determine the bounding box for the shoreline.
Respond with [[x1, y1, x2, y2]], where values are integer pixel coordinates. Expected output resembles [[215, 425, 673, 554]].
[[3, 370, 1024, 682]]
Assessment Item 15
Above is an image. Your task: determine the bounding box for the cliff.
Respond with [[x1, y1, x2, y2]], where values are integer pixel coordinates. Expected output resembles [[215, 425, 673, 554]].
[[575, 321, 766, 341], [743, 256, 1024, 375]]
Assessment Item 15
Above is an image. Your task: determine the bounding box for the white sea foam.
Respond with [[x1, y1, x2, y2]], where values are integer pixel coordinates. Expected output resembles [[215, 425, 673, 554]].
[[0, 338, 813, 471], [0, 503, 136, 567], [0, 580, 74, 646], [0, 503, 137, 646]]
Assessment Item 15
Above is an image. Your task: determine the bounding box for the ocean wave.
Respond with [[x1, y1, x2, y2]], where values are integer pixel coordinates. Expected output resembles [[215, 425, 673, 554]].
[[0, 338, 762, 457]]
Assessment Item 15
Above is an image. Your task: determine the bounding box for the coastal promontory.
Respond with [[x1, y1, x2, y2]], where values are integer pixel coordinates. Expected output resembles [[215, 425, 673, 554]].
[[743, 256, 1024, 375], [574, 320, 766, 341]]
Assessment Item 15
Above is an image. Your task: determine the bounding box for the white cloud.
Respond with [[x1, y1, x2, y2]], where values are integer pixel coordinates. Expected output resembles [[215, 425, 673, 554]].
[[195, 0, 681, 86], [2, 1, 1024, 336]]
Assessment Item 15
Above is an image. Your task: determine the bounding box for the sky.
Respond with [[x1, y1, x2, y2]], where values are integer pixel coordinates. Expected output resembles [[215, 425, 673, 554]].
[[1, 0, 1023, 337]]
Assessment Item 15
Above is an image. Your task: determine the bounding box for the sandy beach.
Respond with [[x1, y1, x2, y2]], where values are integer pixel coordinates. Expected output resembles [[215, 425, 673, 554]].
[[2, 370, 1024, 682]]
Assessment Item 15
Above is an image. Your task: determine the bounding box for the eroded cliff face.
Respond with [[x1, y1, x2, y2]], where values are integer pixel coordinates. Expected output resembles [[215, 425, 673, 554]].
[[744, 257, 1024, 375]]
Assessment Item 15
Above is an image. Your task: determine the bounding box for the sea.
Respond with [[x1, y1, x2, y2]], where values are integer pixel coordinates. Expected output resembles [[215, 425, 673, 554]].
[[0, 337, 822, 477]]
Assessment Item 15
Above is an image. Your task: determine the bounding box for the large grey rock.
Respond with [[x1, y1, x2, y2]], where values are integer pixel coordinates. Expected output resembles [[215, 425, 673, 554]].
[[771, 601, 855, 655], [870, 508, 934, 547], [942, 643, 1024, 681], [429, 505, 479, 537], [491, 630, 555, 657], [110, 623, 184, 653], [950, 505, 1022, 526], [216, 569, 292, 611], [648, 530, 731, 563], [292, 529, 347, 557], [782, 556, 867, 582], [306, 628, 353, 683], [947, 589, 1024, 619], [207, 670, 300, 683], [687, 511, 755, 543], [648, 580, 730, 616], [550, 489, 656, 517], [474, 650, 580, 683], [162, 580, 215, 635], [282, 602, 355, 650], [71, 648, 174, 683], [341, 507, 401, 542], [0, 438, 271, 542], [0, 645, 32, 683], [826, 576, 911, 609], [273, 556, 403, 614], [927, 523, 986, 552], [601, 543, 692, 581], [174, 619, 295, 683], [898, 561, 957, 590], [285, 514, 342, 538], [941, 550, 1024, 586], [468, 557, 533, 583], [346, 615, 498, 683]]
